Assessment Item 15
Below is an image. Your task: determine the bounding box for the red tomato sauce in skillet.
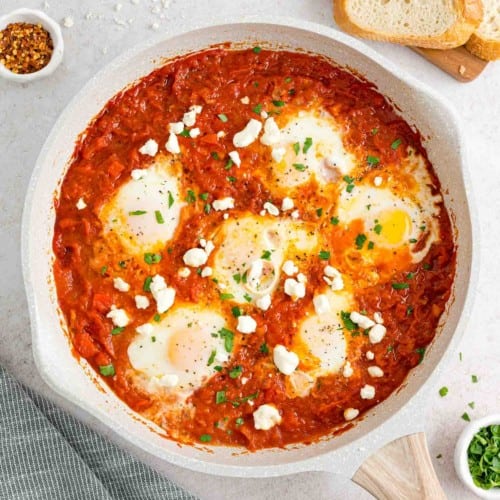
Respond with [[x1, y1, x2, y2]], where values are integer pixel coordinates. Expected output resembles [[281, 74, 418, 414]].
[[53, 48, 456, 450]]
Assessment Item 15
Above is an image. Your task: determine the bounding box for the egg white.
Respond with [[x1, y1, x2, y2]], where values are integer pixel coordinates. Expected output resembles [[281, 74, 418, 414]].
[[99, 158, 184, 255], [127, 306, 228, 397]]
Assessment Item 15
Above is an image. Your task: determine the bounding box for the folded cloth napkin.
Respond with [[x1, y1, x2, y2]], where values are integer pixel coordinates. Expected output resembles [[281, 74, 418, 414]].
[[0, 365, 196, 500]]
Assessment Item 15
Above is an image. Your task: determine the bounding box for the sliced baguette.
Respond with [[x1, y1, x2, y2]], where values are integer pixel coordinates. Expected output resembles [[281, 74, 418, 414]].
[[466, 0, 500, 60], [334, 0, 483, 49]]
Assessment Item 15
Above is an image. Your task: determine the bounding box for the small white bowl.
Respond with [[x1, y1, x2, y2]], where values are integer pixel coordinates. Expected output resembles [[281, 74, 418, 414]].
[[0, 8, 64, 82], [455, 413, 500, 499]]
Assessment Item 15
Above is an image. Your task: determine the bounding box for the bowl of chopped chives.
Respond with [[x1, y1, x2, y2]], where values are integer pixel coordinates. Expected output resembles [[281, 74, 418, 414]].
[[0, 8, 64, 82], [455, 414, 500, 498]]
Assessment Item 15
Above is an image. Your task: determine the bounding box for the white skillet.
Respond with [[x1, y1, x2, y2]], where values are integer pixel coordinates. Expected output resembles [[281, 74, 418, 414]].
[[22, 18, 478, 499]]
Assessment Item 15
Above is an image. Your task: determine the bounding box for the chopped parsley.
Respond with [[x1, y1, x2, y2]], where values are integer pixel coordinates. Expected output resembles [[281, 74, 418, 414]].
[[318, 250, 330, 260], [229, 366, 243, 379], [355, 233, 367, 250], [293, 142, 300, 155], [472, 374, 479, 383], [118, 260, 126, 268], [218, 327, 234, 352], [374, 224, 383, 235], [151, 336, 156, 343], [225, 158, 234, 170], [261, 250, 272, 260], [367, 155, 380, 167], [391, 138, 402, 150], [220, 293, 235, 301], [179, 129, 190, 137], [406, 305, 414, 316], [343, 175, 355, 192], [199, 434, 212, 442], [293, 163, 306, 172], [155, 210, 165, 224], [215, 390, 227, 404], [235, 417, 244, 426], [462, 412, 471, 422], [210, 151, 220, 160], [467, 424, 500, 490], [415, 347, 426, 364], [153, 313, 161, 322], [259, 343, 269, 354], [231, 306, 242, 318], [272, 100, 285, 107], [252, 46, 262, 54], [143, 276, 152, 292], [100, 266, 108, 275], [468, 402, 475, 409], [218, 113, 228, 123], [439, 386, 448, 397], [243, 293, 252, 303], [406, 272, 415, 280], [367, 241, 375, 250], [371, 127, 379, 135], [199, 192, 209, 201], [227, 176, 236, 183], [204, 203, 211, 214], [185, 189, 196, 203], [111, 326, 124, 335], [330, 216, 339, 225], [128, 210, 147, 216], [316, 208, 323, 217], [231, 391, 258, 408], [144, 253, 161, 265], [233, 273, 242, 284], [253, 103, 263, 114], [285, 76, 292, 83], [99, 364, 115, 377], [168, 191, 175, 208], [392, 282, 409, 290], [340, 311, 357, 331], [303, 137, 313, 153], [409, 238, 418, 243], [423, 263, 432, 270], [207, 350, 216, 366]]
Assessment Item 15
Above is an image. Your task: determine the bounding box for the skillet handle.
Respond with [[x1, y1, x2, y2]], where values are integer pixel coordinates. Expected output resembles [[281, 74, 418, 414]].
[[352, 432, 446, 499]]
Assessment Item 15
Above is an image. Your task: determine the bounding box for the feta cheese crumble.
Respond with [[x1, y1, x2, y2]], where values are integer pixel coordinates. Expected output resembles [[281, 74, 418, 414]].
[[149, 275, 176, 314], [139, 139, 158, 156], [360, 384, 376, 400], [134, 295, 150, 309], [237, 315, 257, 334], [284, 278, 306, 300], [273, 345, 299, 375], [183, 248, 208, 267], [113, 277, 130, 292], [76, 198, 87, 210], [233, 119, 262, 148], [165, 133, 180, 154], [106, 306, 129, 327], [212, 197, 235, 211], [253, 404, 281, 430]]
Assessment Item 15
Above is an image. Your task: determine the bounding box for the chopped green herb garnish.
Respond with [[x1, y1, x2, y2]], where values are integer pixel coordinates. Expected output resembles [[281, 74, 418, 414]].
[[374, 224, 383, 235], [204, 203, 211, 214], [200, 434, 212, 442], [468, 402, 475, 409], [233, 273, 241, 284], [330, 216, 339, 225], [303, 137, 313, 153], [224, 158, 234, 170], [472, 374, 479, 383], [261, 250, 272, 260], [355, 233, 367, 250], [406, 305, 414, 316], [155, 210, 165, 224], [409, 238, 418, 243], [259, 343, 269, 354], [214, 365, 223, 372], [316, 208, 323, 217], [462, 412, 471, 422], [99, 364, 115, 377], [285, 77, 292, 83], [216, 390, 227, 404], [467, 424, 500, 490], [100, 266, 108, 275], [293, 163, 306, 172], [207, 350, 216, 366], [118, 260, 126, 269], [392, 282, 409, 290], [340, 311, 357, 331], [243, 293, 252, 303], [439, 386, 448, 397], [229, 366, 243, 379], [423, 263, 432, 270], [129, 210, 147, 216], [387, 345, 394, 353], [391, 138, 402, 150], [231, 306, 242, 318], [167, 191, 175, 208], [199, 192, 209, 201], [319, 250, 330, 260], [235, 417, 244, 426], [227, 176, 236, 183], [143, 276, 152, 292], [220, 293, 235, 301], [153, 313, 161, 322], [406, 272, 415, 280], [367, 155, 380, 167], [416, 347, 426, 364], [241, 271, 248, 284], [185, 189, 196, 203], [253, 103, 262, 114], [218, 113, 228, 122], [367, 241, 375, 250], [151, 336, 156, 343], [372, 128, 379, 135], [210, 151, 220, 160], [272, 100, 285, 107], [144, 253, 161, 265], [253, 81, 259, 87], [252, 46, 262, 54], [179, 129, 191, 137], [218, 327, 234, 352], [293, 142, 300, 155], [111, 326, 125, 335]]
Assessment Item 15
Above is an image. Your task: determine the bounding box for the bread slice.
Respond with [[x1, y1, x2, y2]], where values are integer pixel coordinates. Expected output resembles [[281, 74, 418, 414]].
[[334, 0, 483, 49], [466, 0, 500, 60]]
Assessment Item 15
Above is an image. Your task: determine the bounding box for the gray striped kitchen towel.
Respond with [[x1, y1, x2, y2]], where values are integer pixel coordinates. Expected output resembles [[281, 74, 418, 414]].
[[0, 365, 196, 500]]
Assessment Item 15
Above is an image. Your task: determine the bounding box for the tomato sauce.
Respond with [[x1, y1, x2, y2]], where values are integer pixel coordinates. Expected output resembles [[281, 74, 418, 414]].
[[53, 48, 456, 450]]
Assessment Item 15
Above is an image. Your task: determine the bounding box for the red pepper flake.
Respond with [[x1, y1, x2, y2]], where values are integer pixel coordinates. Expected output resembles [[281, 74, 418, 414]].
[[0, 22, 54, 74]]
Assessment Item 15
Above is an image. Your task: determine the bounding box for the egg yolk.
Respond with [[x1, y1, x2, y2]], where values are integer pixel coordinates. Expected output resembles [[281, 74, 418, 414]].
[[167, 328, 204, 373], [376, 209, 412, 246]]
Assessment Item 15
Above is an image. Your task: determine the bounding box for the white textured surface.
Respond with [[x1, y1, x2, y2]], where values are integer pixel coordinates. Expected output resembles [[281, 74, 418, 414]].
[[1, 0, 499, 498]]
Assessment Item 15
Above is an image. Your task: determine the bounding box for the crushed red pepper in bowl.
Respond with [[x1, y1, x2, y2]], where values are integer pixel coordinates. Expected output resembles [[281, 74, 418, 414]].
[[0, 22, 54, 74]]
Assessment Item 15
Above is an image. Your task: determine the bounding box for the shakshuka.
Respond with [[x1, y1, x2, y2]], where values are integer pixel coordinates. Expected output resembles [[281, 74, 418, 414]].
[[53, 48, 456, 450]]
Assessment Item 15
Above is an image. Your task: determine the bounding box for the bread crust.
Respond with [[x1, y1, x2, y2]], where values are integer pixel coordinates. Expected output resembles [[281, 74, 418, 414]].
[[466, 33, 500, 60], [333, 0, 483, 49]]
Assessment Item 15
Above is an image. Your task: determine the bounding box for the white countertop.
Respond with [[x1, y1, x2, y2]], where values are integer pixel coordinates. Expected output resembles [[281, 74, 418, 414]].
[[1, 0, 499, 498]]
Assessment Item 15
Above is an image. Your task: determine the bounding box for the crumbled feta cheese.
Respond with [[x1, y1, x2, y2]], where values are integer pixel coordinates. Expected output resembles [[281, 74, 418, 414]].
[[241, 377, 248, 385], [350, 311, 375, 330], [150, 275, 176, 314], [131, 169, 147, 180], [296, 273, 307, 283], [253, 404, 281, 430], [281, 197, 294, 211], [240, 96, 250, 104], [273, 345, 299, 375], [189, 105, 203, 114], [182, 110, 197, 127], [259, 210, 266, 216], [139, 139, 158, 156], [204, 240, 215, 256], [229, 150, 241, 167], [106, 306, 129, 327], [313, 294, 330, 315], [256, 294, 271, 311], [282, 260, 298, 276], [248, 259, 263, 288], [291, 210, 300, 219], [360, 384, 376, 400], [165, 133, 180, 154], [260, 110, 268, 119], [199, 239, 207, 248], [177, 267, 191, 278], [323, 266, 344, 291], [369, 324, 387, 344], [263, 202, 279, 216], [136, 323, 154, 336], [214, 348, 229, 364], [260, 117, 281, 146], [217, 130, 226, 139], [169, 122, 184, 134], [271, 147, 286, 163], [76, 198, 87, 210], [374, 176, 383, 187], [113, 277, 130, 292], [223, 213, 229, 220], [342, 361, 353, 378], [135, 295, 150, 309], [183, 248, 208, 267], [233, 119, 262, 148], [373, 312, 384, 324], [63, 16, 74, 28], [201, 266, 212, 278], [212, 197, 235, 211], [189, 127, 200, 138], [237, 315, 257, 334], [368, 366, 384, 378], [366, 350, 375, 361], [344, 408, 359, 421], [284, 278, 306, 300]]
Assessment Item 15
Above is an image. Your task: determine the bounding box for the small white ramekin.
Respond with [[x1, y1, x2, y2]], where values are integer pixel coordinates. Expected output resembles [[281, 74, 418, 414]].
[[454, 414, 500, 499], [0, 8, 64, 83]]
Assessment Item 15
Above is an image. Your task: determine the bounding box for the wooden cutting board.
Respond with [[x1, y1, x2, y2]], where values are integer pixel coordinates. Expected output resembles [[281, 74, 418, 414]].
[[411, 45, 489, 82]]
